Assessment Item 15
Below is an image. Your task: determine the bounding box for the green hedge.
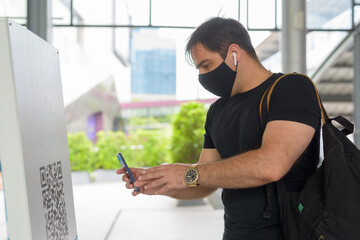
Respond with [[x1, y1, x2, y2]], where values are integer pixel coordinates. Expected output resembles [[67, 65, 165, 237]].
[[67, 132, 95, 172], [67, 102, 207, 171], [94, 130, 127, 169], [170, 102, 206, 164]]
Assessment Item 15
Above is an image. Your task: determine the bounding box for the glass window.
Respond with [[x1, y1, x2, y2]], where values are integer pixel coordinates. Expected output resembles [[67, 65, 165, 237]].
[[247, 0, 277, 29], [114, 28, 131, 62], [355, 5, 360, 25], [306, 31, 347, 76], [70, 0, 149, 25], [0, 0, 27, 25], [151, 0, 238, 27], [124, 0, 150, 25], [52, 27, 126, 105], [52, 0, 71, 25], [72, 0, 113, 25], [307, 0, 352, 29]]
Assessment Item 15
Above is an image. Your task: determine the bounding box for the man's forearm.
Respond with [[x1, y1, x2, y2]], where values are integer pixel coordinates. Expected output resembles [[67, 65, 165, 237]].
[[164, 186, 218, 200], [136, 121, 314, 195], [197, 148, 280, 189]]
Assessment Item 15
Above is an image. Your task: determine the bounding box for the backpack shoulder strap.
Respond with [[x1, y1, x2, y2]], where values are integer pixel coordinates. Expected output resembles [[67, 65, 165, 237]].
[[259, 73, 329, 128], [259, 73, 328, 220]]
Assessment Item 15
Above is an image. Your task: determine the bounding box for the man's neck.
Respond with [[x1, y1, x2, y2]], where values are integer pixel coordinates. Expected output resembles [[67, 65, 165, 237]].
[[231, 63, 272, 96]]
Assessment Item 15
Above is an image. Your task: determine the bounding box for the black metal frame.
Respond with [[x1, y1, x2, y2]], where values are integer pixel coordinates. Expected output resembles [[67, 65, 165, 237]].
[[2, 0, 358, 31], [245, 0, 359, 32], [52, 0, 359, 32], [246, 0, 280, 31]]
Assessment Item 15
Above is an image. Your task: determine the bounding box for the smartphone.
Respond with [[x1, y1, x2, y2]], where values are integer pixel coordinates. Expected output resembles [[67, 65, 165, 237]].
[[116, 153, 140, 192]]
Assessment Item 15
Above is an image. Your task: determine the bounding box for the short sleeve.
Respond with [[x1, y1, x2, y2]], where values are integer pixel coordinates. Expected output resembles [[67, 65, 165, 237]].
[[267, 74, 321, 130], [203, 105, 216, 149]]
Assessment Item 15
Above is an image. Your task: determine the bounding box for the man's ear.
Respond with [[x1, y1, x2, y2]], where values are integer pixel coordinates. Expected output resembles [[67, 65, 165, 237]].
[[228, 44, 241, 66]]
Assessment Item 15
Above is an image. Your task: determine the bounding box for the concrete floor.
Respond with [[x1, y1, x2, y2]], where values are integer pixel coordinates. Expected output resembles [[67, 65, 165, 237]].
[[0, 171, 224, 240]]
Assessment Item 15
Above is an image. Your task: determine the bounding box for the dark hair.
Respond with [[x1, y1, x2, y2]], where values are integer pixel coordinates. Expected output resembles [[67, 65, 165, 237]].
[[185, 17, 259, 64]]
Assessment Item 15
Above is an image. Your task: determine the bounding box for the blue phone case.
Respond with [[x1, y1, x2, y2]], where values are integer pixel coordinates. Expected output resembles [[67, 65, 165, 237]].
[[116, 153, 140, 192]]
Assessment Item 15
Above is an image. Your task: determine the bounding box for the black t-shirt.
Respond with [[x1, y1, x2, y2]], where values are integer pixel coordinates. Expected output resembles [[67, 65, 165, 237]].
[[203, 73, 321, 240]]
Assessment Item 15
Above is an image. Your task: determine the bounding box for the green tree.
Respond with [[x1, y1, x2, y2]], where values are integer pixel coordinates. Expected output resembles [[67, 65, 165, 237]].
[[93, 129, 171, 169], [67, 132, 95, 172], [94, 130, 128, 169], [170, 102, 207, 164], [129, 129, 171, 167]]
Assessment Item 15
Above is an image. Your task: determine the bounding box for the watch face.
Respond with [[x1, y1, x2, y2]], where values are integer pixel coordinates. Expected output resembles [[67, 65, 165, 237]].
[[185, 169, 198, 184]]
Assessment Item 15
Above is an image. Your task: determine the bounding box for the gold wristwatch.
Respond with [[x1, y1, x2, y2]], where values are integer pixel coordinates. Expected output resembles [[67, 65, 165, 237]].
[[184, 163, 199, 187]]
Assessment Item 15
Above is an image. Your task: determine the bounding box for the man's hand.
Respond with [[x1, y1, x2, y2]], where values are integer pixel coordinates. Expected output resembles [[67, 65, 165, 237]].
[[116, 167, 159, 196], [117, 149, 221, 200], [135, 163, 191, 195]]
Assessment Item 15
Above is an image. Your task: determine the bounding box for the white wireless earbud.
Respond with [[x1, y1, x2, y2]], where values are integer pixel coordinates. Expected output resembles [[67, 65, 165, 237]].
[[232, 52, 237, 65]]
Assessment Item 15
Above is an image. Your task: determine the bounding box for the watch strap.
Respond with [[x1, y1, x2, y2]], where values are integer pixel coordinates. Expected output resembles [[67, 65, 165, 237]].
[[186, 163, 199, 186]]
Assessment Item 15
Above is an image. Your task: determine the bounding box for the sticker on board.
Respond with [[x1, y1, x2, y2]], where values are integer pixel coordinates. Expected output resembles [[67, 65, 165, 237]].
[[40, 161, 69, 240]]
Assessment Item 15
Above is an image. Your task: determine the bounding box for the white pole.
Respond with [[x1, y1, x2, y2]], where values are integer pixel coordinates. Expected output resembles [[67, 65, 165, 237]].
[[282, 0, 307, 74], [27, 0, 52, 42]]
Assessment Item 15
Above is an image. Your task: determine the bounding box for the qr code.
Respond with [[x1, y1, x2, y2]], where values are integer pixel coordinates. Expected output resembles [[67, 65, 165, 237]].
[[40, 161, 69, 240]]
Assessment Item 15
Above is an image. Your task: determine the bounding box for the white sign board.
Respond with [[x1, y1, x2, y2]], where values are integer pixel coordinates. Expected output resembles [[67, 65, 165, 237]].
[[0, 19, 78, 240]]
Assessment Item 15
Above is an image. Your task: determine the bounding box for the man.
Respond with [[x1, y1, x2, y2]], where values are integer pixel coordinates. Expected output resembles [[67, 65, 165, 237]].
[[117, 17, 320, 239]]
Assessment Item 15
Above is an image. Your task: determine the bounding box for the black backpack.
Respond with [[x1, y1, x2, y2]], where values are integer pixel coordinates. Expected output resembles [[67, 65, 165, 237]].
[[260, 73, 360, 240]]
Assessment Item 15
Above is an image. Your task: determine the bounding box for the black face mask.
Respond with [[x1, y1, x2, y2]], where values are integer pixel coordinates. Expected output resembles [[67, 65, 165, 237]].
[[198, 61, 237, 97]]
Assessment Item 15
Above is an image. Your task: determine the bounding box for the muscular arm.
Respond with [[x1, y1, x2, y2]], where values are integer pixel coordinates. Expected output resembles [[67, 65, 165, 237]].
[[137, 120, 316, 194], [122, 148, 222, 200], [165, 148, 221, 200], [197, 120, 316, 188]]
